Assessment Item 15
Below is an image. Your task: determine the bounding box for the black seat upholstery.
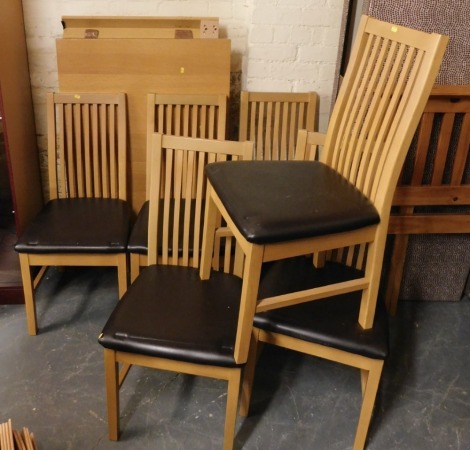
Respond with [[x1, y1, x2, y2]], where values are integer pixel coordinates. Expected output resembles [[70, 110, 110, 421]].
[[15, 198, 131, 254], [99, 265, 243, 367], [256, 257, 389, 359], [206, 160, 380, 244]]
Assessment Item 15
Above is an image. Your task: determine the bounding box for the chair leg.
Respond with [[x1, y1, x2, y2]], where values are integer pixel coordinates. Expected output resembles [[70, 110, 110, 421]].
[[239, 330, 261, 417], [18, 254, 38, 336], [223, 368, 241, 450], [129, 253, 141, 285], [353, 360, 384, 450], [384, 234, 409, 315], [116, 254, 128, 299], [104, 349, 120, 441]]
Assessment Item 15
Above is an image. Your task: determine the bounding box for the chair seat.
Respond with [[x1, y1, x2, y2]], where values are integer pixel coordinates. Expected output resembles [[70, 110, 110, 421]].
[[206, 161, 380, 244], [255, 257, 389, 359], [98, 265, 244, 367], [15, 198, 131, 254], [127, 199, 203, 255]]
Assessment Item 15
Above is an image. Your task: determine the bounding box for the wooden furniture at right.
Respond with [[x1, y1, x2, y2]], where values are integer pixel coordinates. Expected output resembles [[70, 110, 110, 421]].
[[385, 85, 470, 314], [201, 15, 448, 449], [239, 91, 318, 160], [15, 92, 131, 335]]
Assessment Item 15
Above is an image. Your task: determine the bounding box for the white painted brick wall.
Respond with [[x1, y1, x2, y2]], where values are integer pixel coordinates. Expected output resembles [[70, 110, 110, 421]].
[[21, 0, 343, 147]]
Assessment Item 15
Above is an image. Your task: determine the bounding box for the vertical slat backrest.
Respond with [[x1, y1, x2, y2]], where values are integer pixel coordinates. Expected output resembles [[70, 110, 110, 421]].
[[47, 92, 127, 201], [145, 93, 227, 197], [147, 133, 254, 269], [323, 16, 448, 221], [239, 91, 318, 161], [398, 88, 470, 192]]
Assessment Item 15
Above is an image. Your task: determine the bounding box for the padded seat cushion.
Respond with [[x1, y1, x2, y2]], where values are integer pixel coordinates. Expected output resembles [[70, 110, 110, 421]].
[[15, 198, 131, 254], [127, 199, 203, 255], [98, 265, 243, 367], [206, 161, 380, 244], [256, 257, 389, 359]]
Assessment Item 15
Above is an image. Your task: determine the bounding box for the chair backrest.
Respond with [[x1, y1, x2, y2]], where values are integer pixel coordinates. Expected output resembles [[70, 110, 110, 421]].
[[239, 91, 318, 160], [145, 93, 227, 197], [322, 16, 448, 221], [147, 133, 254, 269], [47, 92, 127, 201]]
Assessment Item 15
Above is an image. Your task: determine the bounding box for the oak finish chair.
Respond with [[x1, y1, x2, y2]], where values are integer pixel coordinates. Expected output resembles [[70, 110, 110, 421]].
[[200, 15, 448, 449], [98, 134, 254, 450], [128, 93, 227, 282], [239, 91, 318, 160], [15, 92, 131, 335]]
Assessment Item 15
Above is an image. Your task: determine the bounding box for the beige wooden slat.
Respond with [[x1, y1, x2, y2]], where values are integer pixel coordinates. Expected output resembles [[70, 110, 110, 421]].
[[100, 104, 110, 198], [109, 104, 118, 198], [73, 103, 85, 197], [256, 102, 265, 160], [161, 148, 173, 265], [91, 103, 101, 197], [172, 149, 184, 265], [82, 104, 92, 197], [64, 103, 76, 197]]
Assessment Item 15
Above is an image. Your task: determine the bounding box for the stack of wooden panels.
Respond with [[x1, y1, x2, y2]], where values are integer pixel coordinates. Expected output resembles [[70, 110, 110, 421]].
[[0, 420, 36, 450]]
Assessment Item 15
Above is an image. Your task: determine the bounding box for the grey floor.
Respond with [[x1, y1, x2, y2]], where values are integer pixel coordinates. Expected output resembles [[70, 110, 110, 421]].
[[0, 266, 469, 450]]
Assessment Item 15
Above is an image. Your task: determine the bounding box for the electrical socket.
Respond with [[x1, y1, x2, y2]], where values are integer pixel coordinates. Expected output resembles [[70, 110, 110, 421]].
[[200, 20, 219, 39]]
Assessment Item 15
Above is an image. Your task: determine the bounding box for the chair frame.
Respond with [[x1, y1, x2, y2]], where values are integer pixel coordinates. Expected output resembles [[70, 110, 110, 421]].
[[103, 133, 254, 450], [200, 17, 448, 449], [201, 13, 448, 356], [18, 92, 128, 335], [129, 93, 227, 282], [241, 326, 385, 450]]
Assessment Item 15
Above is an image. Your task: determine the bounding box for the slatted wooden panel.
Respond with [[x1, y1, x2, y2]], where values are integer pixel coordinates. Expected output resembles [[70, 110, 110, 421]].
[[47, 92, 127, 201], [385, 85, 470, 313], [145, 93, 227, 197], [147, 134, 253, 269], [239, 91, 318, 160], [318, 21, 448, 275]]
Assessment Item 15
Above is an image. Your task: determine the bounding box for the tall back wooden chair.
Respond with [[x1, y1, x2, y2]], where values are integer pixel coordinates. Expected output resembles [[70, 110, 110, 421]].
[[128, 93, 227, 282], [15, 92, 131, 335], [239, 91, 318, 160], [99, 134, 254, 450], [200, 15, 448, 449]]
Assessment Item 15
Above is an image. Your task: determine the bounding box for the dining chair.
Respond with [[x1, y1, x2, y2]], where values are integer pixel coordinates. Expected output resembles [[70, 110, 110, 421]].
[[98, 133, 254, 450], [128, 93, 228, 282], [15, 92, 131, 335], [199, 15, 448, 448], [239, 91, 318, 160]]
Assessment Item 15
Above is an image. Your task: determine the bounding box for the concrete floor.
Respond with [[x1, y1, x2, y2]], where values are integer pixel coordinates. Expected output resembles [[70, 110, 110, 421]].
[[0, 266, 469, 450]]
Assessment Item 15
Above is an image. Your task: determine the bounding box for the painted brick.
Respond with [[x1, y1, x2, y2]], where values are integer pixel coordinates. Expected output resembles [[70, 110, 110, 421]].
[[20, 0, 344, 182]]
